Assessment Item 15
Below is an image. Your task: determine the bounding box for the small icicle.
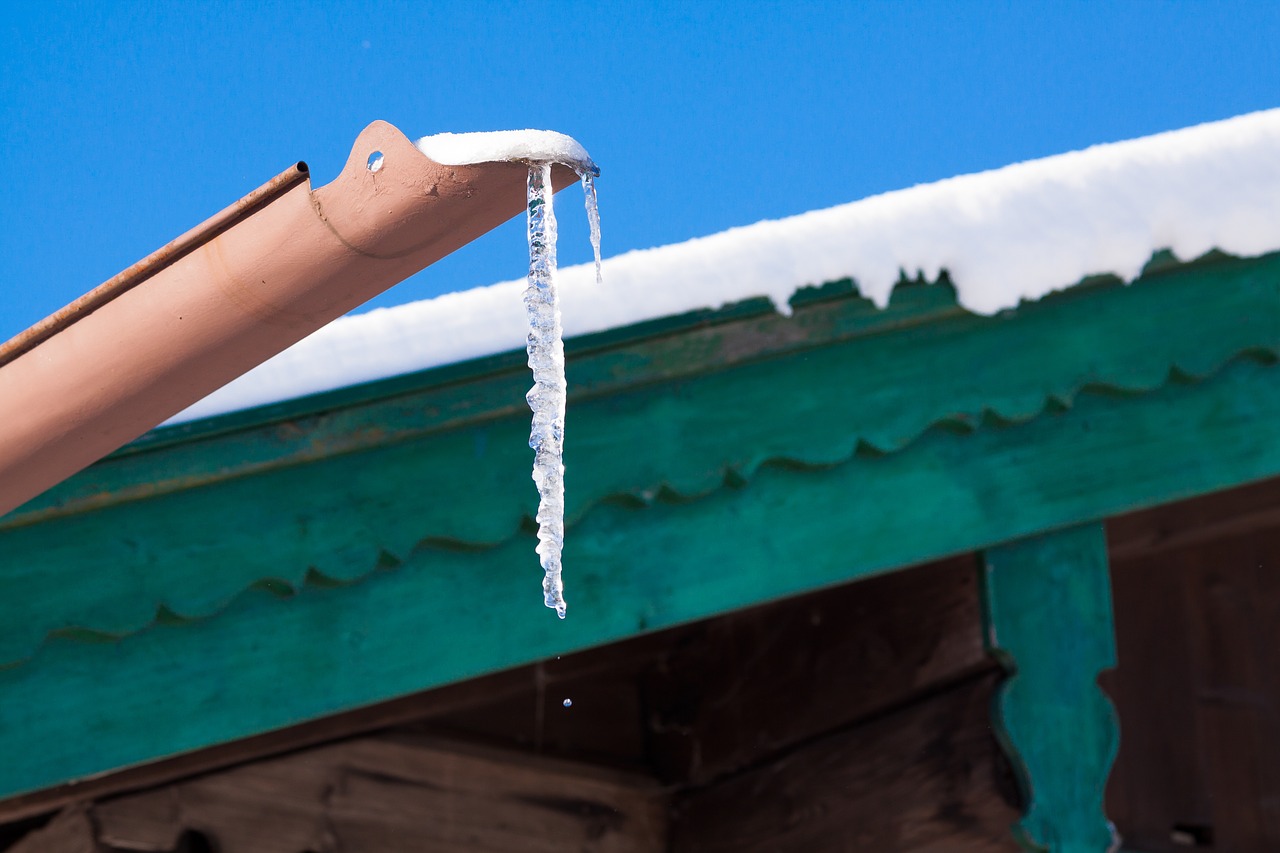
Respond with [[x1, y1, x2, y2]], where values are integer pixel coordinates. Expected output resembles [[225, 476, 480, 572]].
[[524, 163, 568, 619], [580, 172, 603, 286]]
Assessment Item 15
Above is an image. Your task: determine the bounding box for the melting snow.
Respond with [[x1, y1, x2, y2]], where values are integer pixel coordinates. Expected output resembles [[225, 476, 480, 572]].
[[171, 109, 1280, 425], [416, 130, 598, 176]]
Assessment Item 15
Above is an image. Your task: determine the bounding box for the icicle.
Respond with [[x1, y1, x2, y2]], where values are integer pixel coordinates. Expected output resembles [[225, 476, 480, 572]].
[[522, 164, 602, 618], [580, 172, 603, 286], [524, 163, 568, 618]]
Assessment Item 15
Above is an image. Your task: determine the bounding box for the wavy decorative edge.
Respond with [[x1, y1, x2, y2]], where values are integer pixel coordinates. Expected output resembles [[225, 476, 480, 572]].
[[1, 344, 1277, 669]]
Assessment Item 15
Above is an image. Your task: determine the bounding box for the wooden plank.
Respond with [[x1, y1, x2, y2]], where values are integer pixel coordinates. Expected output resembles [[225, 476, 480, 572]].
[[669, 672, 1020, 852], [1107, 475, 1280, 561], [0, 628, 677, 825], [1105, 521, 1280, 851], [418, 664, 651, 771], [1101, 550, 1207, 853], [90, 734, 667, 853], [1183, 533, 1280, 850], [0, 556, 984, 825], [5, 352, 1280, 802], [981, 525, 1119, 852], [642, 554, 991, 785], [1, 252, 1276, 666], [418, 557, 993, 786], [6, 806, 98, 853]]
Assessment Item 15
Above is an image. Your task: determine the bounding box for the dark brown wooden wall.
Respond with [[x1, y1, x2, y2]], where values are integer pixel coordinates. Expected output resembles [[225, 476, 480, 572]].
[[1106, 479, 1280, 853]]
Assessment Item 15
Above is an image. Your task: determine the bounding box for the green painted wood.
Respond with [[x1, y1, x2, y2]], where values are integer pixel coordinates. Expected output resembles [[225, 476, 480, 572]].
[[1, 350, 1279, 799], [0, 253, 1276, 663], [13, 252, 1278, 531], [981, 524, 1120, 853]]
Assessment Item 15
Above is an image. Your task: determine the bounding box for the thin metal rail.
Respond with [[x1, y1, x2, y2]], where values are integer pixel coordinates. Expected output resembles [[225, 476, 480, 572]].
[[0, 163, 311, 369]]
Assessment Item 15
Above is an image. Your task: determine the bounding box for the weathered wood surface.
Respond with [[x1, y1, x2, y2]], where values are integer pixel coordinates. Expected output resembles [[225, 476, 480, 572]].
[[4, 350, 1280, 801], [0, 556, 988, 824], [0, 251, 1276, 801], [35, 566, 1001, 853], [417, 555, 996, 789], [0, 640, 666, 825], [1107, 475, 1280, 561], [1105, 521, 1280, 852], [669, 672, 1020, 852], [20, 251, 1278, 531], [982, 525, 1119, 852], [11, 485, 1280, 850], [6, 807, 98, 853], [641, 554, 991, 785], [1103, 549, 1210, 852], [2, 253, 1276, 666], [87, 734, 666, 853]]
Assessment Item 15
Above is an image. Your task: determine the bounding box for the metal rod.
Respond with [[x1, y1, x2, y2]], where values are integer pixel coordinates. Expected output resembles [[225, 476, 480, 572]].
[[0, 163, 311, 369]]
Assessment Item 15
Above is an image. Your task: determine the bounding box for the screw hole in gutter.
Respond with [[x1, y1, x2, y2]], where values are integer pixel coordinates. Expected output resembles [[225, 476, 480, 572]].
[[367, 151, 384, 173]]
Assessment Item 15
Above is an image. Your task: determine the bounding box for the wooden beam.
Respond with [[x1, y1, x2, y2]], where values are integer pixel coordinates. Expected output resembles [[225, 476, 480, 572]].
[[1106, 525, 1280, 851], [0, 629, 675, 825], [669, 672, 1020, 852], [642, 554, 991, 785], [1107, 474, 1280, 561], [0, 555, 986, 825], [90, 734, 667, 853], [6, 806, 98, 853]]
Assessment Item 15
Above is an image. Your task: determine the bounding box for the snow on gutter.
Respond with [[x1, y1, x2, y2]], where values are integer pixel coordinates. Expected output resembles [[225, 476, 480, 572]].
[[0, 121, 588, 516], [176, 108, 1280, 426]]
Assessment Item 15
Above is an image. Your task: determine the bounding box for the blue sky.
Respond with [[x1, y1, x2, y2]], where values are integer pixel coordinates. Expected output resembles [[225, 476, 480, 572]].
[[2, 1, 1278, 342]]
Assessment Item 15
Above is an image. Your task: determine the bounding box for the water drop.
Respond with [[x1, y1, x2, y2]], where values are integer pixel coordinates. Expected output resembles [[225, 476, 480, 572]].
[[563, 698, 572, 708]]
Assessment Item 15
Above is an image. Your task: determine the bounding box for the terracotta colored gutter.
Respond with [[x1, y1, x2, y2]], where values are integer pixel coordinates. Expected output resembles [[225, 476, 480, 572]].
[[0, 120, 577, 517]]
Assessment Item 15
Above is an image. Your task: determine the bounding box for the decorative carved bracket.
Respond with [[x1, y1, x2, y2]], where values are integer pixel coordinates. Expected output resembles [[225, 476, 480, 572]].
[[981, 523, 1121, 852]]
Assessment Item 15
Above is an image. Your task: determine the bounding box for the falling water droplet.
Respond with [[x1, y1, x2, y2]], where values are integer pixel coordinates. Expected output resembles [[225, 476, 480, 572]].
[[563, 698, 573, 708]]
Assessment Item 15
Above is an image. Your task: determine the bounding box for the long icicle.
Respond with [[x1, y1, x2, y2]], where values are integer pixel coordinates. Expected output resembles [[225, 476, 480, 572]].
[[524, 163, 568, 618]]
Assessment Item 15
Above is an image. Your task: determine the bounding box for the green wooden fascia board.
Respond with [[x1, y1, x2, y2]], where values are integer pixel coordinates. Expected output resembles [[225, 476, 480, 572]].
[[10, 249, 1273, 530], [0, 251, 1276, 665], [1, 342, 1279, 799]]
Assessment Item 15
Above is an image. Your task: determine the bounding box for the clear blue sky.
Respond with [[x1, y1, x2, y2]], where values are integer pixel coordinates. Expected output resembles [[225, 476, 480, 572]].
[[2, 1, 1278, 342]]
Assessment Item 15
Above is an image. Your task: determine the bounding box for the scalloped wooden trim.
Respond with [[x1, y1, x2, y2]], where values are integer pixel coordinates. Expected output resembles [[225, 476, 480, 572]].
[[0, 250, 1277, 666]]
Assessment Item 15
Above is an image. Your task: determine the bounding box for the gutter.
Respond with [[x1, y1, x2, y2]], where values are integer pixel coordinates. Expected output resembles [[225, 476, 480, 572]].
[[0, 120, 579, 517]]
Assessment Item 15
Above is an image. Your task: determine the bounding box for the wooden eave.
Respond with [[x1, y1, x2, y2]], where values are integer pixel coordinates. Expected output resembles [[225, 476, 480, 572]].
[[0, 248, 1277, 803]]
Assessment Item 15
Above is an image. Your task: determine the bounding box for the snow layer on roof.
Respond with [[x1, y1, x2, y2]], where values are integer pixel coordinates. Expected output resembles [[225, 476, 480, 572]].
[[416, 130, 598, 175], [170, 109, 1280, 425]]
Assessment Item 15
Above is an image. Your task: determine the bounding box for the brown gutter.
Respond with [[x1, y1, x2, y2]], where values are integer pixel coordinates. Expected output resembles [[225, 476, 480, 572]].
[[0, 120, 578, 517], [0, 165, 312, 370]]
